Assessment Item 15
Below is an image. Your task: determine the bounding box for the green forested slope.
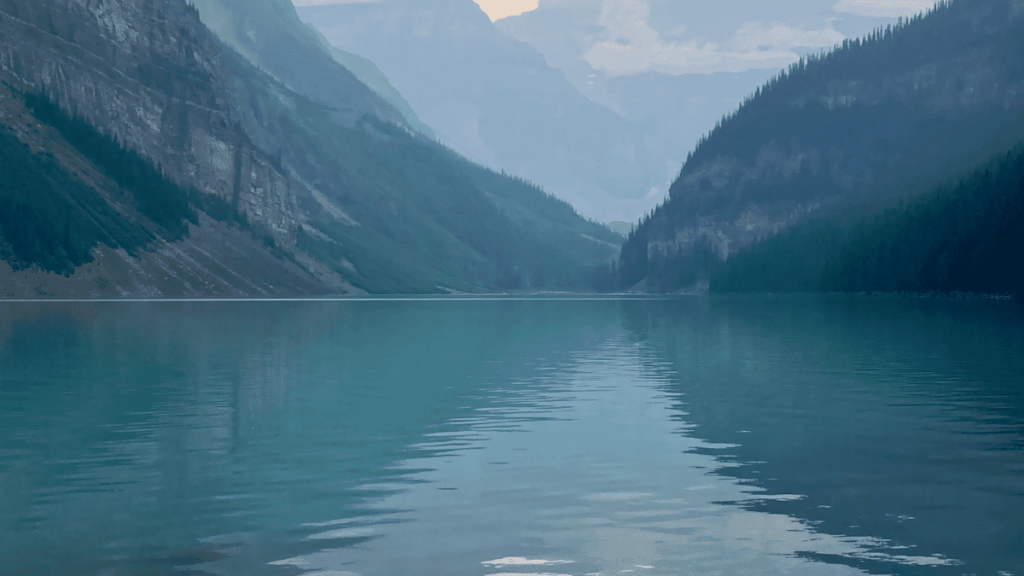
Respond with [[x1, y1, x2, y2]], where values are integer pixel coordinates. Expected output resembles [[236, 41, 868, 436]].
[[0, 88, 254, 275], [275, 111, 621, 292], [0, 125, 143, 275], [712, 146, 1024, 297]]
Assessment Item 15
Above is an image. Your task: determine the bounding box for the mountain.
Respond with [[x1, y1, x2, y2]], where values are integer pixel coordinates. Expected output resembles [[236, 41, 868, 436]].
[[494, 0, 924, 227], [187, 0, 435, 139], [619, 0, 1024, 291], [311, 28, 436, 141], [494, 6, 778, 216], [0, 0, 620, 298], [295, 0, 667, 223]]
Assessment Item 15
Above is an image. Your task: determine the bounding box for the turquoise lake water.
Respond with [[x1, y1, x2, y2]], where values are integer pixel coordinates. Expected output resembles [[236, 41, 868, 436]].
[[1, 296, 1021, 576]]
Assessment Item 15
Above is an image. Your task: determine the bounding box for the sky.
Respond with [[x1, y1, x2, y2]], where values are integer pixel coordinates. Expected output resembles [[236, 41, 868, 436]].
[[471, 0, 937, 23], [293, 0, 938, 76], [495, 0, 938, 76]]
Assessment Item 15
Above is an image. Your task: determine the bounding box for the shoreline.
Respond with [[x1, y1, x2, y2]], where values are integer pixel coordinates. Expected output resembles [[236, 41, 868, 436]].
[[0, 291, 1017, 303]]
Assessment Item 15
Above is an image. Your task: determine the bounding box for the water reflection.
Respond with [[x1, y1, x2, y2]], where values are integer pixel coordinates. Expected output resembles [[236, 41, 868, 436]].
[[626, 295, 1024, 576], [0, 297, 1021, 576], [267, 331, 966, 576]]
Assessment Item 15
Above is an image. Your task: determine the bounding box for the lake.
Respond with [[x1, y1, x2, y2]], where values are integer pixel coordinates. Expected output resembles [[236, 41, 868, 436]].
[[1, 296, 1021, 576]]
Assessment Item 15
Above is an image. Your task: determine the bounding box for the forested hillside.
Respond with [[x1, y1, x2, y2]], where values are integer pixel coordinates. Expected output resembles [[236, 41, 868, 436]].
[[619, 0, 1024, 292], [713, 146, 1024, 297], [0, 101, 152, 276], [0, 88, 260, 273]]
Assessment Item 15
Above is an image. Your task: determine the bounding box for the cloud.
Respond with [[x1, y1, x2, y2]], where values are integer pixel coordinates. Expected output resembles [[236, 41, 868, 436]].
[[583, 0, 844, 76], [474, 0, 540, 21], [832, 0, 936, 17]]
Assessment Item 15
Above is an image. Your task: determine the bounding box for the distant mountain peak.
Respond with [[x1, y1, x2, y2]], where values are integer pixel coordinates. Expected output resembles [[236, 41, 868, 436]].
[[297, 0, 668, 223]]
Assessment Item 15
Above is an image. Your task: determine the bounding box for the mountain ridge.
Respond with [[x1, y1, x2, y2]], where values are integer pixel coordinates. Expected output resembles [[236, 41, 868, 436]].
[[187, 0, 435, 140], [619, 0, 1024, 291]]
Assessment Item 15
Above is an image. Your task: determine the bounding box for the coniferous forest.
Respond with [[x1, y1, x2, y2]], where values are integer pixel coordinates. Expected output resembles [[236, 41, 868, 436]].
[[712, 146, 1024, 298], [0, 89, 253, 276]]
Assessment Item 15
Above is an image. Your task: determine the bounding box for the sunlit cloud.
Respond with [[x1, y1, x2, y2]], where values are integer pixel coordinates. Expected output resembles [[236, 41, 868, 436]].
[[473, 0, 540, 21], [833, 0, 936, 17], [583, 0, 844, 76]]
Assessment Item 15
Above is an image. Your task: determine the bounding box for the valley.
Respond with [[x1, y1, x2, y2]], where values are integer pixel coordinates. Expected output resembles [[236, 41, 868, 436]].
[[0, 0, 1021, 299]]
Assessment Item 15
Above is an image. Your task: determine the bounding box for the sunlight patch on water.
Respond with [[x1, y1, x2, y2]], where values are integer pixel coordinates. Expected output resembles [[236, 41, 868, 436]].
[[850, 551, 960, 567], [268, 556, 310, 567], [481, 569, 573, 573], [585, 492, 652, 501], [306, 526, 377, 540], [482, 557, 574, 566], [301, 518, 360, 528]]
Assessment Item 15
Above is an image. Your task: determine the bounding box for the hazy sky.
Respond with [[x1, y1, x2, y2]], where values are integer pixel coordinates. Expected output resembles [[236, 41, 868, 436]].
[[496, 0, 938, 76], [293, 0, 937, 76]]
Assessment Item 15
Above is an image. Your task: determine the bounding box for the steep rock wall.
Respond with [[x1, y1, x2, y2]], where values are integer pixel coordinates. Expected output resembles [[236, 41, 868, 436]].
[[0, 0, 312, 246]]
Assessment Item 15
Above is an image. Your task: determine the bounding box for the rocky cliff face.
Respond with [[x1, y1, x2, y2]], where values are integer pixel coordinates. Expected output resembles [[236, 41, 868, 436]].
[[0, 0, 312, 248], [621, 0, 1024, 290], [0, 0, 349, 297]]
